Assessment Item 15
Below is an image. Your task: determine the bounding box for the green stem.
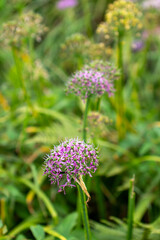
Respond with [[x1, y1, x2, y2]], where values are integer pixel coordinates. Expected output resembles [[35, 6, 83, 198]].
[[81, 0, 92, 37], [83, 97, 90, 143], [116, 33, 125, 140], [11, 47, 32, 111], [77, 184, 91, 240], [96, 97, 101, 111], [127, 177, 135, 240]]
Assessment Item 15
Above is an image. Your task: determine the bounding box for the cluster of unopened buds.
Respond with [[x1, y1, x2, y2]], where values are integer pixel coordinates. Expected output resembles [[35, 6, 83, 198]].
[[97, 0, 142, 38], [43, 138, 99, 202]]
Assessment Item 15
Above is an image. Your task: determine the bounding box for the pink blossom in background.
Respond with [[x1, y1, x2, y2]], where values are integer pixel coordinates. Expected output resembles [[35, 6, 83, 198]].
[[56, 0, 78, 10], [142, 0, 160, 9]]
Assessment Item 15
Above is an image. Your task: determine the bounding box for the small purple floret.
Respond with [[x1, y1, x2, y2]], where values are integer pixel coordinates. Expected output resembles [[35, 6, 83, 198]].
[[43, 138, 99, 193], [56, 0, 78, 10], [132, 40, 144, 52], [66, 69, 115, 100]]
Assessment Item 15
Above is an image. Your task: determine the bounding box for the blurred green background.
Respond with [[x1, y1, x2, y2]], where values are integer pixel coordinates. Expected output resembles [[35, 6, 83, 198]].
[[0, 0, 160, 239]]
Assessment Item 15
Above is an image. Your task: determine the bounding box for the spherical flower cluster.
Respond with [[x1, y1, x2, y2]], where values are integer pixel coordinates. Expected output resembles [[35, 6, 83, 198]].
[[0, 11, 48, 47], [43, 138, 99, 193], [66, 68, 115, 100], [84, 60, 120, 83], [61, 33, 111, 62], [56, 0, 78, 10], [97, 0, 142, 38]]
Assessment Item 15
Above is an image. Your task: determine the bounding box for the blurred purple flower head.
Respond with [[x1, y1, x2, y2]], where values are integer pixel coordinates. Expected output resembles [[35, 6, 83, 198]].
[[142, 0, 160, 9], [132, 40, 144, 52], [66, 68, 115, 100], [43, 138, 99, 193], [56, 0, 78, 9]]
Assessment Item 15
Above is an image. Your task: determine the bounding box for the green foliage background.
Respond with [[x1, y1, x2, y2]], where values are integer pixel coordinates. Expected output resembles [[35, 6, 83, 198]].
[[0, 0, 160, 239]]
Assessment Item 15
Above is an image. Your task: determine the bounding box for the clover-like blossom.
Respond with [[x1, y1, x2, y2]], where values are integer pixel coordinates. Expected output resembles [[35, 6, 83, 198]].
[[66, 68, 115, 100], [43, 138, 99, 194]]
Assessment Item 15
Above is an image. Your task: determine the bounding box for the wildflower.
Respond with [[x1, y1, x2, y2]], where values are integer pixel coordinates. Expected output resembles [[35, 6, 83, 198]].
[[131, 40, 144, 52], [43, 138, 99, 198], [97, 0, 142, 38], [66, 67, 115, 100], [56, 0, 78, 10], [84, 60, 120, 83], [0, 11, 47, 47]]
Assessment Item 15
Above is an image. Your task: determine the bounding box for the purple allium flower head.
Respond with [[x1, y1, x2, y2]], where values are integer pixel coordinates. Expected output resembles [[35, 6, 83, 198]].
[[84, 60, 120, 84], [56, 0, 78, 9], [66, 68, 115, 100], [43, 138, 99, 193], [132, 40, 144, 52]]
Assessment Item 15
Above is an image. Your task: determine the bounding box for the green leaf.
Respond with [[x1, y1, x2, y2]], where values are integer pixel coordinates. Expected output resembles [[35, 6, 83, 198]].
[[55, 212, 78, 237], [30, 225, 45, 240], [134, 194, 155, 222], [0, 219, 3, 228], [15, 234, 26, 240]]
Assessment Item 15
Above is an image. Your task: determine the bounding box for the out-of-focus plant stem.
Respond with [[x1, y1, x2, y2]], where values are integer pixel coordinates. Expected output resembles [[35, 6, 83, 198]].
[[83, 97, 90, 143], [116, 33, 125, 140], [11, 47, 33, 112], [127, 176, 135, 240]]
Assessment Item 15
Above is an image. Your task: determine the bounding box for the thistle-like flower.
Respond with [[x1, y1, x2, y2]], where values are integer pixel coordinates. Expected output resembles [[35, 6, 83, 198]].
[[66, 67, 115, 100], [0, 11, 48, 47], [43, 138, 99, 201], [97, 0, 142, 39]]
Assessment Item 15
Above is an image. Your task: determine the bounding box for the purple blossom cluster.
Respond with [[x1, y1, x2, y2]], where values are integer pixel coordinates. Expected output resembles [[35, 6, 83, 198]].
[[56, 0, 78, 9], [84, 60, 120, 83], [43, 138, 99, 193], [66, 69, 115, 100]]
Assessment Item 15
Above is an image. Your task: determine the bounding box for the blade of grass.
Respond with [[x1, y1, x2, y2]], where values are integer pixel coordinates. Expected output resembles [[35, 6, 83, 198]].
[[18, 177, 58, 222]]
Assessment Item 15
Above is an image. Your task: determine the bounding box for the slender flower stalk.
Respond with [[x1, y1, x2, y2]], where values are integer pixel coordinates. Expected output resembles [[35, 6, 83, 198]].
[[77, 184, 91, 240], [12, 47, 32, 110], [83, 97, 90, 143], [127, 177, 135, 240], [116, 33, 125, 140]]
